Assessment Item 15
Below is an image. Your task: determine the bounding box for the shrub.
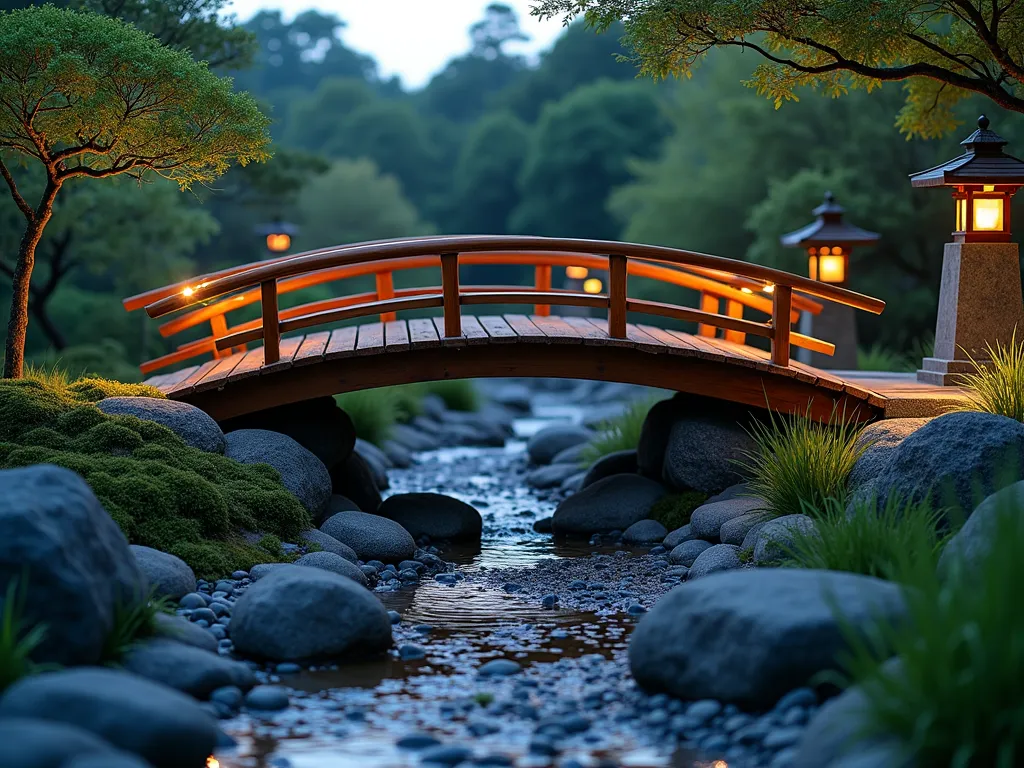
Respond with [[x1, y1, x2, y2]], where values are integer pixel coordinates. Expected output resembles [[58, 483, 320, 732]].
[[955, 332, 1024, 422], [581, 396, 657, 465], [102, 589, 173, 662], [648, 491, 708, 531], [29, 340, 144, 383], [0, 377, 310, 579], [837, 492, 1024, 765], [783, 495, 946, 580], [0, 575, 53, 691], [739, 406, 868, 518], [416, 379, 480, 412]]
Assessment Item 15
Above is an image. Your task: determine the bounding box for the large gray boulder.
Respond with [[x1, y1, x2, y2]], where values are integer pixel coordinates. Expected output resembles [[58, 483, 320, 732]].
[[225, 429, 331, 519], [622, 519, 668, 544], [846, 418, 930, 501], [299, 528, 358, 563], [526, 424, 593, 465], [628, 569, 906, 708], [753, 514, 817, 564], [320, 511, 417, 563], [720, 511, 774, 546], [97, 397, 225, 454], [689, 497, 765, 541], [378, 493, 482, 542], [329, 451, 383, 513], [0, 465, 147, 666], [0, 718, 144, 768], [129, 546, 195, 601], [354, 439, 389, 490], [294, 551, 369, 586], [230, 565, 392, 661], [581, 449, 638, 490], [637, 397, 679, 479], [551, 474, 667, 535], [869, 412, 1024, 523], [668, 539, 713, 567], [0, 668, 219, 768], [662, 415, 757, 493], [122, 638, 256, 699], [938, 480, 1024, 581]]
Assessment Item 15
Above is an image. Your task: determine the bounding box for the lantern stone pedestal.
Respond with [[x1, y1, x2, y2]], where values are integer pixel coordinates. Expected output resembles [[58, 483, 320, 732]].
[[798, 305, 859, 369], [917, 242, 1024, 385]]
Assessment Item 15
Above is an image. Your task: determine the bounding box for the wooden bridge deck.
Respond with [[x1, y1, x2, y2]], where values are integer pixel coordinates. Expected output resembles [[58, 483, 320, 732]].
[[143, 314, 965, 422]]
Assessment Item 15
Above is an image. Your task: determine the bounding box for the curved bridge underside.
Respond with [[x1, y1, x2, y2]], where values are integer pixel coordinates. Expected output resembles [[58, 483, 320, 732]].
[[145, 314, 889, 423]]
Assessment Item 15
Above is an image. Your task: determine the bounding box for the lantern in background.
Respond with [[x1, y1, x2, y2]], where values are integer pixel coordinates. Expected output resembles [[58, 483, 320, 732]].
[[583, 278, 603, 294], [565, 266, 589, 279], [253, 220, 299, 255]]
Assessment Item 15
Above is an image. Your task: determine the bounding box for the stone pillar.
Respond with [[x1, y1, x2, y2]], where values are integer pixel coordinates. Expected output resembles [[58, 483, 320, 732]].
[[918, 242, 1024, 385], [800, 303, 859, 369]]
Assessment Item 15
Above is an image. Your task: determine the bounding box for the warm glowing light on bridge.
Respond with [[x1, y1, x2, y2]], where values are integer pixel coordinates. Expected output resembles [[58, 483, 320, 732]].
[[566, 266, 588, 279], [182, 286, 194, 296], [740, 287, 753, 294], [583, 278, 603, 294], [207, 758, 220, 768], [763, 283, 775, 293]]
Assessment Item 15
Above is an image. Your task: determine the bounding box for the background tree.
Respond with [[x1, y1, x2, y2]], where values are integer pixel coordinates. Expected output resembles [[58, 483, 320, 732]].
[[0, 5, 269, 377], [533, 0, 1024, 137]]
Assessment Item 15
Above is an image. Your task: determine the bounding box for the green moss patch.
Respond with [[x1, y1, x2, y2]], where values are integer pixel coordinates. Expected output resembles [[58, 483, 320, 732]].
[[649, 491, 708, 531], [0, 377, 310, 579]]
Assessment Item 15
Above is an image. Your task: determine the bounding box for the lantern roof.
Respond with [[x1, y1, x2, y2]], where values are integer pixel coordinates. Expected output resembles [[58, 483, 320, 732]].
[[909, 115, 1024, 188], [779, 192, 881, 248], [253, 220, 299, 237]]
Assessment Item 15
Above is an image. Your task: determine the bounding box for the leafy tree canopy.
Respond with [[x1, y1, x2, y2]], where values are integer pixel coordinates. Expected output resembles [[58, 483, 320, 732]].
[[533, 0, 1024, 137]]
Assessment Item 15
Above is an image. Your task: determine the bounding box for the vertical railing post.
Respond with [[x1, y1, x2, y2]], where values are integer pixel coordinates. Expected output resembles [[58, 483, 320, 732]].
[[376, 271, 396, 323], [209, 314, 227, 359], [698, 292, 719, 337], [723, 299, 745, 344], [608, 254, 627, 339], [261, 279, 281, 364], [534, 264, 552, 317], [771, 284, 793, 367], [440, 252, 462, 338]]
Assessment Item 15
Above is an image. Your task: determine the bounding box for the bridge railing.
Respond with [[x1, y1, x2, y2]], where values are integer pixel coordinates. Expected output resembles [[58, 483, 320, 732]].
[[126, 235, 885, 373]]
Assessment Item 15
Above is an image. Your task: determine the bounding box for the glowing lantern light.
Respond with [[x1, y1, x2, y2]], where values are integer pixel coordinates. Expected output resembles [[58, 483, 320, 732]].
[[254, 220, 299, 254], [566, 266, 589, 279], [265, 233, 291, 253], [583, 278, 603, 294], [780, 192, 879, 286]]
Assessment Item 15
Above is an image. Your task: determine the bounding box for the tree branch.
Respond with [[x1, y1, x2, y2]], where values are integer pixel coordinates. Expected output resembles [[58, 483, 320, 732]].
[[0, 158, 34, 222]]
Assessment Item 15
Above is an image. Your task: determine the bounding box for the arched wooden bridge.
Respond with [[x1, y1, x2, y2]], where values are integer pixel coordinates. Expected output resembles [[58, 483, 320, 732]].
[[123, 235, 961, 422]]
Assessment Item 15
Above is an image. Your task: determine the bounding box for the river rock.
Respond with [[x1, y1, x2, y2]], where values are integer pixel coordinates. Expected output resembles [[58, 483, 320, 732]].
[[97, 397, 225, 454], [130, 546, 195, 601], [390, 423, 438, 452], [938, 480, 1024, 582], [378, 493, 483, 542], [356, 437, 394, 468], [225, 429, 331, 519], [321, 511, 417, 562], [551, 474, 666, 535], [152, 613, 217, 653], [294, 551, 369, 586], [527, 424, 593, 465], [490, 382, 532, 413], [551, 443, 587, 466], [663, 524, 695, 548], [230, 565, 392, 661], [0, 667, 219, 768], [354, 439, 390, 490], [846, 418, 930, 502], [380, 439, 413, 468], [637, 397, 678, 479], [0, 465, 146, 666], [868, 412, 1024, 523], [689, 497, 765, 541], [220, 396, 356, 471], [122, 638, 256, 699], [628, 569, 905, 708], [0, 718, 142, 768], [299, 528, 358, 563], [622, 519, 668, 544], [668, 538, 713, 567], [329, 451, 383, 513], [753, 515, 817, 564], [525, 463, 581, 489], [687, 543, 742, 578], [662, 414, 757, 493], [720, 512, 774, 546], [581, 449, 639, 490], [561, 470, 587, 494]]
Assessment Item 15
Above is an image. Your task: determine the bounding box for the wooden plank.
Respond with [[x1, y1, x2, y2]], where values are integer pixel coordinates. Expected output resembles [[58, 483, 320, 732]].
[[623, 322, 669, 353], [608, 254, 627, 338], [407, 318, 441, 349], [441, 252, 461, 337], [144, 373, 170, 389], [724, 299, 745, 344], [262, 335, 304, 374], [635, 324, 703, 356], [355, 322, 386, 355], [529, 314, 584, 343], [192, 354, 246, 393], [325, 326, 359, 361], [385, 320, 411, 352], [503, 314, 548, 342], [698, 292, 719, 337], [433, 315, 466, 347], [460, 315, 491, 345], [478, 315, 519, 343], [581, 316, 632, 348], [294, 331, 331, 367], [561, 315, 611, 343], [660, 328, 731, 363], [154, 365, 199, 393], [226, 348, 266, 383]]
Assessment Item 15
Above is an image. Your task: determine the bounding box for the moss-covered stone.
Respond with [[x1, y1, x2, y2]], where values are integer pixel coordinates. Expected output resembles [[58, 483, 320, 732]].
[[649, 491, 708, 531], [0, 377, 310, 579]]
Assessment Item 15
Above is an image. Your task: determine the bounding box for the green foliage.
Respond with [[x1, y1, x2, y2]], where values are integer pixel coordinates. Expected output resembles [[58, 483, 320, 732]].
[[738, 546, 754, 565], [0, 376, 309, 578], [581, 396, 656, 464], [474, 691, 495, 706], [417, 380, 480, 413], [648, 491, 708, 531], [955, 333, 1024, 423], [29, 340, 143, 383], [101, 589, 172, 663], [740, 407, 868, 518], [0, 574, 52, 691], [335, 382, 480, 445], [784, 496, 946, 580], [257, 534, 284, 557], [837, 492, 1024, 765]]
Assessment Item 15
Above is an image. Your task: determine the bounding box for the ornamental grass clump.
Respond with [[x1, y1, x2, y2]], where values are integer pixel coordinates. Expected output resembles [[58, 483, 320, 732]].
[[955, 332, 1024, 422], [417, 379, 480, 412], [783, 495, 946, 581], [0, 575, 53, 691], [739, 406, 868, 517], [836, 492, 1024, 765], [580, 396, 657, 465]]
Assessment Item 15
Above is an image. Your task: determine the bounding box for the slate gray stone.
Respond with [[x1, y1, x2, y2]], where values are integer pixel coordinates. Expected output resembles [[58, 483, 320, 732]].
[[526, 463, 580, 490], [122, 638, 257, 699], [628, 569, 906, 708], [720, 512, 774, 546], [390, 423, 438, 452], [704, 482, 752, 505], [354, 439, 390, 490], [687, 543, 742, 579], [552, 473, 667, 535], [294, 551, 369, 586], [526, 424, 593, 465], [637, 397, 679, 480], [846, 418, 930, 500], [938, 480, 1024, 582], [224, 429, 331, 519], [97, 396, 225, 453], [0, 465, 146, 666], [378, 493, 482, 542], [321, 511, 417, 562], [560, 470, 587, 494], [299, 528, 359, 563], [0, 718, 136, 768], [663, 524, 694, 549], [0, 667, 219, 768], [329, 451, 383, 514], [689, 497, 765, 541], [152, 613, 217, 653], [380, 439, 413, 469], [622, 519, 669, 545], [130, 545, 195, 601], [249, 563, 286, 581], [668, 539, 713, 567], [356, 437, 394, 469], [230, 565, 392, 661], [662, 413, 758, 493], [753, 515, 817, 565], [490, 382, 532, 413], [580, 449, 639, 490], [551, 443, 588, 466]]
